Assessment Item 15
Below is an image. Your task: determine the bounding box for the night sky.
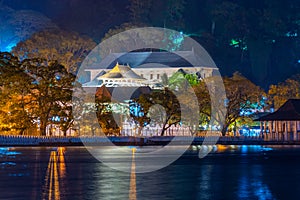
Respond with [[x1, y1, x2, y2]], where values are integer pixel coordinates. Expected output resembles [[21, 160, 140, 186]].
[[1, 0, 299, 89]]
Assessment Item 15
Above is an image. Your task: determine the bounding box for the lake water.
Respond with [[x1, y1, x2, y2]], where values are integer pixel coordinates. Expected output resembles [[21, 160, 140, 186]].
[[0, 145, 300, 200]]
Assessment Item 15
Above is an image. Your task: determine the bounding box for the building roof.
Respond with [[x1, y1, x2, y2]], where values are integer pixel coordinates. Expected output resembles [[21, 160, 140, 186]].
[[257, 99, 300, 121], [95, 85, 151, 102], [99, 63, 144, 79], [86, 50, 217, 70]]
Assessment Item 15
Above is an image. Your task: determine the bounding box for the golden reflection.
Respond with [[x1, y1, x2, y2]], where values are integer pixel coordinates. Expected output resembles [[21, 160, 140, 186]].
[[216, 145, 228, 152], [43, 147, 66, 200], [58, 147, 66, 178], [129, 148, 137, 200]]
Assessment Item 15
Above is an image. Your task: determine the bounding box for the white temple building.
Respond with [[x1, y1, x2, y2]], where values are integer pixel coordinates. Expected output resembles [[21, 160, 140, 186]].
[[83, 50, 219, 88], [90, 63, 147, 87]]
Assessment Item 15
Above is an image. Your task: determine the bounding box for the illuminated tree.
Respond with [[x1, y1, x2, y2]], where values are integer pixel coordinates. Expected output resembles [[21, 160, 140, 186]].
[[193, 80, 211, 127], [0, 52, 35, 134], [268, 75, 300, 109], [193, 72, 265, 136], [129, 98, 151, 136], [134, 89, 181, 136], [222, 72, 265, 136], [94, 90, 120, 136], [168, 70, 200, 90], [12, 30, 96, 73], [20, 58, 76, 136]]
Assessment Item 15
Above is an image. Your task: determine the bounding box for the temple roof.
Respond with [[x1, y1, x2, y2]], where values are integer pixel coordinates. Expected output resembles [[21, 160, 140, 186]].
[[86, 51, 217, 70], [99, 63, 144, 79], [257, 99, 300, 121]]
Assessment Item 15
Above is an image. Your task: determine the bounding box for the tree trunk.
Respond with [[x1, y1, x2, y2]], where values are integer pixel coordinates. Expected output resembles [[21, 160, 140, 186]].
[[160, 128, 165, 136], [19, 128, 25, 136], [137, 127, 142, 136], [40, 118, 47, 136], [63, 130, 67, 137], [221, 125, 228, 136]]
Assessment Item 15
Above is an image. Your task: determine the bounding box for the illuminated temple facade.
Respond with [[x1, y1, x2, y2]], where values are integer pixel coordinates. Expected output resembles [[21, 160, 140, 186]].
[[83, 50, 219, 87]]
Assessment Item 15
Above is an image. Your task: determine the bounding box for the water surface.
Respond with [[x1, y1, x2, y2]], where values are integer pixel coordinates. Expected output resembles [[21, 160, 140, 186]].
[[0, 145, 300, 200]]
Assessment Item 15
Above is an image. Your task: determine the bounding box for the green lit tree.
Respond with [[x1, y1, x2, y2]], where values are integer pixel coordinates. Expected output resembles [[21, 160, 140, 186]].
[[193, 80, 211, 127]]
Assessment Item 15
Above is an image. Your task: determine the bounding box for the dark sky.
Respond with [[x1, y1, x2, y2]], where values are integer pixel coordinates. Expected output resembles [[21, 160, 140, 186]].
[[2, 0, 130, 41]]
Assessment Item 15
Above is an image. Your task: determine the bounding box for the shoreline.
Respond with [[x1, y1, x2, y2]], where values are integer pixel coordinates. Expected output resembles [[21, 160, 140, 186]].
[[1, 135, 300, 146]]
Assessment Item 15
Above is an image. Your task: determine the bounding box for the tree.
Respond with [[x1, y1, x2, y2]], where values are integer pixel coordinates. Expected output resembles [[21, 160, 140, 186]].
[[221, 72, 265, 136], [100, 23, 187, 59], [0, 52, 35, 134], [128, 0, 153, 24], [268, 75, 300, 109], [134, 89, 181, 136], [193, 72, 265, 136], [20, 58, 76, 136], [94, 90, 120, 136], [211, 0, 300, 87], [12, 30, 96, 73], [129, 97, 151, 136], [165, 0, 186, 30], [168, 70, 200, 90], [193, 80, 211, 127], [0, 5, 57, 52]]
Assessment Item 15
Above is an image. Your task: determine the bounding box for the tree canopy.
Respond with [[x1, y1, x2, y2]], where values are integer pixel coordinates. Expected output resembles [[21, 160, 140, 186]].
[[268, 75, 300, 109], [0, 52, 76, 135], [12, 30, 96, 73]]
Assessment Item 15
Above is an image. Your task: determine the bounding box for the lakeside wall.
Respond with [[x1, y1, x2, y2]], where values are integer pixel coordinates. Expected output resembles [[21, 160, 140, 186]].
[[1, 135, 300, 146]]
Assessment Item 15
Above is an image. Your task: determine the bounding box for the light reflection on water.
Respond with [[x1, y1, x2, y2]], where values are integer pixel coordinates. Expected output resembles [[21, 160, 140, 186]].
[[43, 147, 66, 200], [0, 145, 300, 199], [129, 148, 137, 200], [238, 165, 274, 200]]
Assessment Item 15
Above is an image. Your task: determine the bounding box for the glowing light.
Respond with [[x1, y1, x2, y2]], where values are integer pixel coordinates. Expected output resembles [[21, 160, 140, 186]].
[[3, 43, 16, 52], [55, 75, 61, 81], [163, 31, 186, 51], [286, 32, 298, 37], [0, 36, 17, 52], [229, 38, 247, 50], [230, 39, 239, 46], [216, 145, 228, 152]]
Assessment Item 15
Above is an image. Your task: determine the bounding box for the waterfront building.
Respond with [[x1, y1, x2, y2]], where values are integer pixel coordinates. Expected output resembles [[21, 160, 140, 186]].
[[80, 50, 220, 136], [84, 63, 148, 87], [257, 99, 300, 141], [83, 50, 219, 87]]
